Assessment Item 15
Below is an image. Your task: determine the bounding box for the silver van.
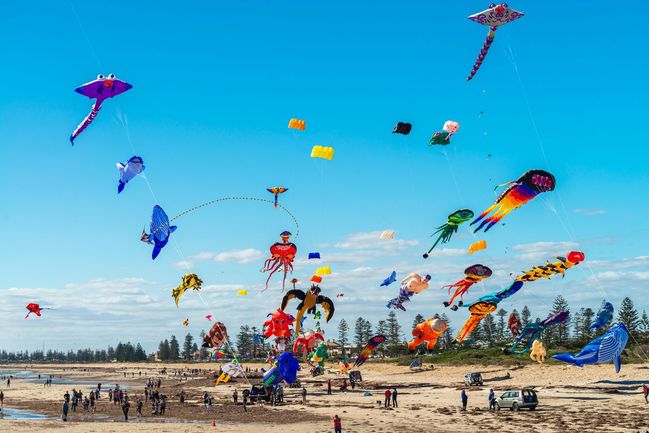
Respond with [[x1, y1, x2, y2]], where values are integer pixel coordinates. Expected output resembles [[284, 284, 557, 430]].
[[495, 388, 538, 411]]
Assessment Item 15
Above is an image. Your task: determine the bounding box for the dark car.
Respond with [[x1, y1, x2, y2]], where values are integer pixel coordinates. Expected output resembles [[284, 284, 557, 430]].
[[248, 384, 270, 403]]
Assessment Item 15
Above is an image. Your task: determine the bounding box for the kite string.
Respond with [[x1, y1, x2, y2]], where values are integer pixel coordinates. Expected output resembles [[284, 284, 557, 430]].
[[66, 0, 103, 70]]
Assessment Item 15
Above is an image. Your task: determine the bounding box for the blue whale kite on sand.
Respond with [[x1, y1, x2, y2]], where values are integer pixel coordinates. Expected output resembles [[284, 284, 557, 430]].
[[553, 322, 629, 373]]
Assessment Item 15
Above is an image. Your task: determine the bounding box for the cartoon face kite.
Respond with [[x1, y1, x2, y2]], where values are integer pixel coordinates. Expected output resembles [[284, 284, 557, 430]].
[[261, 231, 297, 290], [171, 273, 203, 307], [70, 74, 133, 144], [442, 264, 492, 308], [423, 209, 474, 258], [429, 121, 460, 145], [202, 321, 228, 349], [117, 156, 145, 194]]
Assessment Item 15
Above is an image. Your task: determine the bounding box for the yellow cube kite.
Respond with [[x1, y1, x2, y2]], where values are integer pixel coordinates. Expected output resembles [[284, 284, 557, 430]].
[[311, 145, 334, 160], [316, 266, 331, 276]]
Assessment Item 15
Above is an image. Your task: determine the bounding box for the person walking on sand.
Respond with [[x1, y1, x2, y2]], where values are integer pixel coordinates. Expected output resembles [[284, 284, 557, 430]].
[[136, 400, 143, 416], [488, 389, 496, 412], [461, 390, 468, 411], [392, 388, 398, 408], [0, 390, 4, 409], [89, 390, 96, 411], [332, 414, 342, 433], [328, 379, 332, 395], [302, 386, 307, 405], [233, 389, 238, 404], [122, 399, 130, 421], [384, 389, 392, 408], [643, 383, 649, 403], [62, 400, 69, 422], [6, 378, 10, 387]]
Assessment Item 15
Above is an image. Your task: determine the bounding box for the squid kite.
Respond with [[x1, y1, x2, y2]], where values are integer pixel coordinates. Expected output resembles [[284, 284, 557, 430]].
[[71, 74, 132, 144], [354, 335, 386, 367], [443, 264, 492, 308], [172, 273, 203, 307], [25, 303, 50, 319], [267, 187, 288, 208], [516, 251, 584, 282], [429, 121, 460, 145], [508, 311, 569, 354], [467, 4, 524, 81], [408, 318, 446, 351], [117, 156, 144, 194], [281, 284, 335, 335], [141, 205, 177, 260], [471, 169, 555, 233], [261, 231, 297, 290], [423, 209, 474, 258]]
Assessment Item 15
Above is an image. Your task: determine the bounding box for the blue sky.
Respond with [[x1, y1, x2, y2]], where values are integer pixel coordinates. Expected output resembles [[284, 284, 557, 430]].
[[1, 1, 648, 352]]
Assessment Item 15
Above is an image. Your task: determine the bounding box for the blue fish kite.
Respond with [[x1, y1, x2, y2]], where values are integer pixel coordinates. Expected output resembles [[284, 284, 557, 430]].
[[142, 205, 177, 260], [590, 301, 614, 331], [553, 323, 629, 373], [380, 271, 397, 287], [116, 156, 145, 193]]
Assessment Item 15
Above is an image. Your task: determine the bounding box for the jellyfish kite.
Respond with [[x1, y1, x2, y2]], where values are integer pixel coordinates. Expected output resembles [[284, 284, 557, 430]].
[[442, 264, 492, 308], [261, 231, 297, 290], [267, 187, 288, 208], [466, 4, 524, 81], [508, 311, 569, 354], [423, 209, 474, 258], [70, 74, 133, 144], [471, 169, 555, 233], [141, 205, 177, 260]]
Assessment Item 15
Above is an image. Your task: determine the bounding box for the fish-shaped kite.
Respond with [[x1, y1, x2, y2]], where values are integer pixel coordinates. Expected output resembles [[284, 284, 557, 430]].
[[70, 74, 133, 144], [553, 323, 629, 373], [467, 4, 524, 81], [267, 187, 288, 208], [380, 271, 397, 287], [117, 156, 145, 194], [590, 301, 614, 331], [142, 205, 177, 260]]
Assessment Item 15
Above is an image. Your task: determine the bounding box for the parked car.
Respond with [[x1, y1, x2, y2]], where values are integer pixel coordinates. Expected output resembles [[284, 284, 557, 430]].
[[464, 372, 483, 386], [248, 384, 270, 403], [495, 388, 538, 411]]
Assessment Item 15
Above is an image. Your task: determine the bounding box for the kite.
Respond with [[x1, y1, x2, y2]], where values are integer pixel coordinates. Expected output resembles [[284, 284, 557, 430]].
[[553, 323, 629, 373], [310, 275, 323, 283], [182, 319, 189, 327], [467, 3, 524, 81], [308, 342, 330, 367], [263, 352, 300, 386], [336, 293, 344, 298], [216, 361, 244, 384], [408, 318, 446, 351], [205, 314, 213, 321], [281, 284, 335, 335], [70, 74, 133, 144], [590, 301, 614, 331], [530, 340, 546, 364], [210, 349, 225, 360], [25, 303, 49, 319], [468, 240, 487, 254], [392, 122, 412, 135], [429, 121, 460, 145], [316, 266, 331, 276], [380, 271, 397, 287], [387, 273, 430, 311], [380, 230, 396, 240], [171, 273, 203, 307], [116, 156, 145, 194], [142, 205, 177, 260], [354, 335, 385, 367], [308, 252, 321, 260], [508, 312, 522, 337], [267, 187, 288, 208], [508, 311, 569, 354], [202, 322, 228, 349], [516, 251, 585, 282], [311, 145, 334, 160], [423, 209, 474, 258], [261, 231, 297, 290], [236, 289, 248, 296], [288, 118, 306, 130], [293, 330, 325, 359], [471, 169, 555, 233], [443, 264, 492, 308], [263, 309, 295, 352], [338, 360, 350, 375]]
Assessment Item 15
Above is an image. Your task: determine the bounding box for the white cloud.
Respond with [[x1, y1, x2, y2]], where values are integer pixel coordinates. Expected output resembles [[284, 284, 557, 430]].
[[510, 241, 579, 261], [174, 260, 193, 269], [334, 231, 419, 250], [190, 248, 263, 264]]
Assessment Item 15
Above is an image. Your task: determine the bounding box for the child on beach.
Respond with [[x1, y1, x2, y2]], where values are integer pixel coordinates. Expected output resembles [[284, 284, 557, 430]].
[[332, 414, 342, 433], [643, 384, 648, 403]]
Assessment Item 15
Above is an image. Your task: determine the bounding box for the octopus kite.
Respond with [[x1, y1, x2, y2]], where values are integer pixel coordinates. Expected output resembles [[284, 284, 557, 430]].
[[263, 308, 295, 352], [70, 74, 133, 144], [281, 285, 335, 335], [262, 231, 297, 290], [423, 209, 474, 258], [408, 318, 446, 351], [516, 251, 585, 282], [466, 4, 524, 81], [471, 169, 555, 233], [443, 264, 492, 308], [508, 311, 569, 354], [172, 273, 203, 307], [267, 187, 288, 208]]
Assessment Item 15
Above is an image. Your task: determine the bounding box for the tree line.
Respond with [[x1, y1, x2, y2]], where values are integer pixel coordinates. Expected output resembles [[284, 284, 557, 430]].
[[0, 342, 147, 362]]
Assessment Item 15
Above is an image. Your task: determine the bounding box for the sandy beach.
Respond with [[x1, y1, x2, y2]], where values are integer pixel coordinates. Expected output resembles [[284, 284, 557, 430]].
[[0, 361, 648, 432]]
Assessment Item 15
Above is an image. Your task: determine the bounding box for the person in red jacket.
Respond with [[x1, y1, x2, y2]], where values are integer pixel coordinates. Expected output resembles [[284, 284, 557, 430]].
[[332, 414, 342, 433], [643, 383, 648, 403], [384, 389, 392, 408]]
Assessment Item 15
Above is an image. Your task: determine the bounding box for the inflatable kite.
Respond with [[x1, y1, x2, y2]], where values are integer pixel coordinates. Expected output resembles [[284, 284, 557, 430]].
[[467, 3, 524, 81], [516, 251, 584, 282], [387, 273, 431, 311], [263, 309, 295, 351], [236, 289, 248, 296], [553, 323, 629, 373], [591, 301, 614, 331], [393, 122, 412, 135], [471, 170, 555, 233], [508, 312, 522, 337], [354, 335, 385, 367], [182, 319, 189, 327], [429, 121, 460, 145], [25, 303, 49, 319], [216, 360, 244, 384], [116, 156, 144, 194], [443, 264, 492, 308], [70, 74, 133, 144], [380, 230, 396, 240], [423, 209, 473, 258], [380, 271, 397, 287], [316, 266, 331, 276], [171, 273, 203, 307], [308, 342, 329, 367], [281, 284, 335, 335], [468, 240, 487, 254], [142, 205, 177, 260], [210, 349, 224, 360], [263, 352, 300, 386], [293, 330, 325, 359], [267, 187, 288, 208], [288, 118, 306, 130], [530, 340, 546, 364], [205, 314, 213, 321], [311, 145, 334, 160], [338, 360, 350, 375], [262, 231, 297, 290], [408, 318, 446, 351], [310, 275, 322, 283], [308, 252, 320, 259], [202, 321, 228, 349], [508, 311, 569, 354]]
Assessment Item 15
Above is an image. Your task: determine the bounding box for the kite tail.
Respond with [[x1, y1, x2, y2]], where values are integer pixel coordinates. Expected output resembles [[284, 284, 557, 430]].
[[70, 100, 103, 144], [454, 314, 485, 343], [467, 27, 497, 81]]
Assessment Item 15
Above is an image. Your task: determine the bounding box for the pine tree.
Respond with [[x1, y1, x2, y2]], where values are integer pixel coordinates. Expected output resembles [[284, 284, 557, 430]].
[[412, 314, 425, 329], [354, 318, 366, 350], [640, 310, 649, 341], [618, 297, 640, 338], [521, 306, 531, 327], [439, 313, 453, 350], [169, 336, 180, 360], [236, 326, 252, 358], [482, 315, 495, 346], [199, 330, 209, 360], [580, 308, 595, 340], [572, 309, 583, 339], [386, 311, 402, 348], [182, 334, 194, 360], [362, 319, 373, 342], [158, 340, 170, 361], [135, 343, 147, 361], [338, 319, 350, 356], [496, 308, 508, 342], [548, 295, 570, 345]]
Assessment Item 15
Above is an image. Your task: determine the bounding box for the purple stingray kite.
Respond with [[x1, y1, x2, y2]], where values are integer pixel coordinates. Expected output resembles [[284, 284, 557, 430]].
[[467, 3, 524, 81], [70, 74, 132, 144]]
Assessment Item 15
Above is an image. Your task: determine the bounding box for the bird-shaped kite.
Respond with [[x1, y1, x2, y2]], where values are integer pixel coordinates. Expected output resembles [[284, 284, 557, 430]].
[[171, 273, 203, 307], [267, 187, 288, 208], [117, 156, 145, 194], [25, 303, 50, 319], [467, 3, 524, 81], [443, 264, 492, 308], [423, 209, 474, 258], [70, 74, 133, 144], [281, 284, 335, 335]]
